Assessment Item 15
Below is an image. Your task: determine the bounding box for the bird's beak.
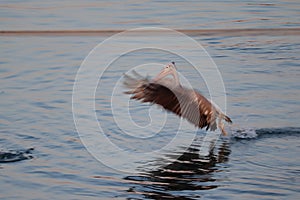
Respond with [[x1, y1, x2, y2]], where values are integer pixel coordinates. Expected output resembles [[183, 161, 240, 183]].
[[153, 68, 170, 82]]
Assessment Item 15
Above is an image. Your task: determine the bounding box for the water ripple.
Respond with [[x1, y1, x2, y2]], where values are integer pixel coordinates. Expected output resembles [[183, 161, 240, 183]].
[[0, 148, 34, 163]]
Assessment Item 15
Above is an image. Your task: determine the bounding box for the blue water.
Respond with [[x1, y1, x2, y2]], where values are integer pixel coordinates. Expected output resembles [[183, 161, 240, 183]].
[[1, 0, 300, 30], [1, 1, 300, 199]]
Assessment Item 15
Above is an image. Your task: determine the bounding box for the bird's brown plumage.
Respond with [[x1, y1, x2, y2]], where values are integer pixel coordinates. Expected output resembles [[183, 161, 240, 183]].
[[123, 71, 232, 134]]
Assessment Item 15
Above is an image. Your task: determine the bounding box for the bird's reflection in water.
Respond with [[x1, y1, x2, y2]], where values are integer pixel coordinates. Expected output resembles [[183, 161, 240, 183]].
[[124, 140, 231, 199]]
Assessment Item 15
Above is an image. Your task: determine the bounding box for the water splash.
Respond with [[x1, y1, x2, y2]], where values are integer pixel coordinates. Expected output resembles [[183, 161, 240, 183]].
[[230, 127, 300, 139], [230, 127, 258, 139], [0, 148, 34, 163]]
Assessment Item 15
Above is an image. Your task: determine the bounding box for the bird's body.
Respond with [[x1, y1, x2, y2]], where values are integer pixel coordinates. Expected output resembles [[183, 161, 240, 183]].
[[123, 62, 232, 135]]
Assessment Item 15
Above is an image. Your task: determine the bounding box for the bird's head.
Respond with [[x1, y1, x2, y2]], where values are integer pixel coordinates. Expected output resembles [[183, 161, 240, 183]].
[[153, 62, 177, 82]]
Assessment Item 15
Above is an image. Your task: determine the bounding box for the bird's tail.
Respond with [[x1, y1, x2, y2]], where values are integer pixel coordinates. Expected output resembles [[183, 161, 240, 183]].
[[223, 114, 232, 123], [216, 110, 232, 124], [217, 113, 232, 136]]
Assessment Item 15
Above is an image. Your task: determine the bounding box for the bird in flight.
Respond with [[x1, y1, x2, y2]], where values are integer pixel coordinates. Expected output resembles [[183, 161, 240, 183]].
[[123, 62, 232, 135]]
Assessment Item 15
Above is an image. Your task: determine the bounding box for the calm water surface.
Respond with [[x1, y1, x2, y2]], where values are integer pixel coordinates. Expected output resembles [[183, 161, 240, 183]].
[[1, 1, 300, 199], [1, 0, 300, 30]]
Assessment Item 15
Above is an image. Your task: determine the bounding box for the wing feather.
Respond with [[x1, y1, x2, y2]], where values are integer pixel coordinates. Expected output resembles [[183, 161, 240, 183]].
[[123, 72, 220, 131]]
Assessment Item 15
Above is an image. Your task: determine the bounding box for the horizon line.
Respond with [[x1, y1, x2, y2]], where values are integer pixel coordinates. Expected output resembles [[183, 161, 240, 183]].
[[1, 28, 300, 37]]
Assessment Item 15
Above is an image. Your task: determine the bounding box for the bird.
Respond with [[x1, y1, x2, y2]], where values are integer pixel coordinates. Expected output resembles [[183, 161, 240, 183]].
[[123, 62, 232, 135]]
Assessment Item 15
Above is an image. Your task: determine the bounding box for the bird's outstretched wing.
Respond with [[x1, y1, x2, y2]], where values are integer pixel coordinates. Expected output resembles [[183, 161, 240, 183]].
[[123, 71, 224, 131]]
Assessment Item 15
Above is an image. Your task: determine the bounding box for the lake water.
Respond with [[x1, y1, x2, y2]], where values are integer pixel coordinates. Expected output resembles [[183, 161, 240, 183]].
[[0, 1, 299, 199]]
